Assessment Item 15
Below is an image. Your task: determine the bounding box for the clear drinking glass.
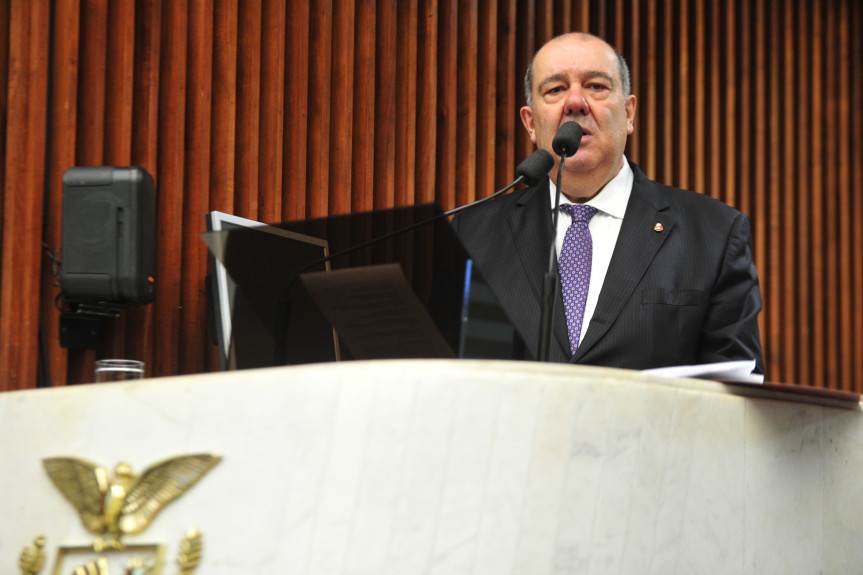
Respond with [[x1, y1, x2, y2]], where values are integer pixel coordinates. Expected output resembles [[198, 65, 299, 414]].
[[94, 359, 145, 382]]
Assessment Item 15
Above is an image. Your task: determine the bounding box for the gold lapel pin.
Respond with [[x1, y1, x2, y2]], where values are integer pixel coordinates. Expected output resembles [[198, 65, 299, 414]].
[[654, 222, 664, 232]]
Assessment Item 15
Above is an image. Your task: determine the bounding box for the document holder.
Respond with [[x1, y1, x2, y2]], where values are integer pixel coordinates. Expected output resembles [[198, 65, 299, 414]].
[[203, 203, 529, 369]]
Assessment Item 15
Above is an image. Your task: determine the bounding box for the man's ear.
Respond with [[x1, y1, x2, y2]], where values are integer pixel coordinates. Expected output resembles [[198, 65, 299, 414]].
[[520, 106, 537, 143], [625, 94, 637, 135]]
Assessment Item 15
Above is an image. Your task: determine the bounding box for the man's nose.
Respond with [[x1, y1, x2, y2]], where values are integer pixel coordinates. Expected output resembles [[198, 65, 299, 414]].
[[563, 88, 589, 116]]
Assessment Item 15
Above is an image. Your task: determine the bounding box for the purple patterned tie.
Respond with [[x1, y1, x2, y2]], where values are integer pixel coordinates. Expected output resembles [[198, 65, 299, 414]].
[[559, 203, 598, 354]]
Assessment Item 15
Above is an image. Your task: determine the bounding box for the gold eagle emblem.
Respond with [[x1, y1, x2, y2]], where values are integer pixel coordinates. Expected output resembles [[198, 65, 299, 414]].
[[43, 454, 221, 550]]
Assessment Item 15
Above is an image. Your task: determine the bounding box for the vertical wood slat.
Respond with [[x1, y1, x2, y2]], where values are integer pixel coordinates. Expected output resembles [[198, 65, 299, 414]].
[[707, 0, 721, 203], [0, 0, 9, 199], [258, 0, 286, 223], [414, 0, 438, 206], [329, 0, 355, 214], [767, 0, 782, 384], [810, 0, 826, 388], [350, 0, 376, 212], [722, 0, 736, 208], [373, 0, 397, 209], [626, 0, 638, 162], [694, 1, 707, 194], [102, 0, 138, 363], [639, 0, 656, 178], [282, 0, 307, 221], [350, 0, 377, 212], [179, 0, 213, 374], [853, 0, 863, 389], [791, 0, 809, 385], [76, 0, 108, 166], [837, 0, 853, 389], [658, 0, 673, 185], [435, 0, 458, 210], [824, 3, 841, 388], [307, 0, 332, 218], [394, 0, 418, 207], [493, 0, 517, 192], [126, 0, 162, 373], [235, 0, 261, 221], [455, 0, 478, 207], [104, 0, 136, 165], [751, 0, 769, 374], [152, 0, 188, 378], [475, 1, 496, 202], [65, 0, 107, 383], [780, 0, 797, 384], [734, 0, 749, 216], [514, 0, 534, 162], [0, 1, 50, 388], [42, 0, 81, 385], [1, 0, 862, 389], [210, 0, 238, 216]]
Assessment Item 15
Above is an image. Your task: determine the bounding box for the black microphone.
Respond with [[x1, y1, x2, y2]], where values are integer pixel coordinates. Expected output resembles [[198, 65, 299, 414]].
[[516, 148, 556, 185], [445, 149, 553, 217], [538, 122, 584, 362], [551, 121, 584, 157]]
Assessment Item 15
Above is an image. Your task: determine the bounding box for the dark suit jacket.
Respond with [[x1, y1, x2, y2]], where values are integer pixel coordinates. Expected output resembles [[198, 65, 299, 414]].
[[451, 161, 764, 373]]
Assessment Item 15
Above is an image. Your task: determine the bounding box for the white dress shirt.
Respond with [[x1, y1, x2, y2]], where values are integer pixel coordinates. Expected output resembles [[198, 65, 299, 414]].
[[549, 157, 633, 345]]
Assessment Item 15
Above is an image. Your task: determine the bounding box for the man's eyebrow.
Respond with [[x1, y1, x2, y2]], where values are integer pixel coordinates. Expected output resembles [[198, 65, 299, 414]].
[[536, 73, 569, 93], [536, 70, 617, 93], [583, 70, 616, 86]]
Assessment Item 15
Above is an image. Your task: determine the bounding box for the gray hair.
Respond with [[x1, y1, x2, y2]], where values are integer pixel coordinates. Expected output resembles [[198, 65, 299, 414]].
[[523, 33, 632, 107]]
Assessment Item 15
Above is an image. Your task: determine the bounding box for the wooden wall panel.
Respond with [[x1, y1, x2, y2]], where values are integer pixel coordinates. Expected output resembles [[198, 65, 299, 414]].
[[41, 0, 80, 387], [258, 0, 286, 223], [152, 0, 188, 378], [329, 0, 355, 215], [283, 0, 308, 221], [415, 0, 438, 206], [235, 0, 261, 221], [0, 0, 861, 390], [0, 0, 50, 389], [126, 0, 161, 374], [180, 0, 213, 375], [373, 0, 396, 210], [394, 0, 418, 208], [351, 0, 376, 212], [307, 0, 332, 218], [854, 0, 863, 388]]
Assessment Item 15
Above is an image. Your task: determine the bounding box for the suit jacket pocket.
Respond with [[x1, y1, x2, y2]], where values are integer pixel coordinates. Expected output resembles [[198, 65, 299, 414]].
[[637, 288, 709, 365]]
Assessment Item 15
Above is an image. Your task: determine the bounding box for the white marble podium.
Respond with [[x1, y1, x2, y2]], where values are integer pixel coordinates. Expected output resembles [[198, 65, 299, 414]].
[[1, 360, 861, 574]]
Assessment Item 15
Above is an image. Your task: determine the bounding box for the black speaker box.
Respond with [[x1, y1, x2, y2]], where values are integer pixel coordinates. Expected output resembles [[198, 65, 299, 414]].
[[60, 166, 156, 305]]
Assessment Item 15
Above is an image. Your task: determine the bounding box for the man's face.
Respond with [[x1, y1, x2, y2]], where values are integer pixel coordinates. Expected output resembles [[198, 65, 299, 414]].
[[521, 35, 637, 183]]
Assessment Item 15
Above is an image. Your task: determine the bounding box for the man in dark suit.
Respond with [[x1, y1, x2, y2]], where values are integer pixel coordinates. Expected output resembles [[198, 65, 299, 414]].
[[452, 32, 764, 373]]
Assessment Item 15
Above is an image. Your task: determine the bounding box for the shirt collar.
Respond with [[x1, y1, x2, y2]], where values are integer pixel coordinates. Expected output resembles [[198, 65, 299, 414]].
[[548, 156, 633, 220]]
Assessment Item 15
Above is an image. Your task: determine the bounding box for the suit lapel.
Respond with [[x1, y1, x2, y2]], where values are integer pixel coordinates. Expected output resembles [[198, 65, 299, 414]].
[[573, 165, 673, 362], [506, 181, 572, 360], [508, 179, 554, 302]]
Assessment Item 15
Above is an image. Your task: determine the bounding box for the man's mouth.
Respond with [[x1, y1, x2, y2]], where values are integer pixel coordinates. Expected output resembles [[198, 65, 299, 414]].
[[560, 122, 591, 137]]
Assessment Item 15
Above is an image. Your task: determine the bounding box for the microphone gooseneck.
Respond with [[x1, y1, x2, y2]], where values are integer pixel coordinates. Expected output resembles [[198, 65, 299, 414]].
[[289, 149, 555, 280], [274, 148, 556, 364], [445, 149, 553, 217], [538, 122, 585, 363]]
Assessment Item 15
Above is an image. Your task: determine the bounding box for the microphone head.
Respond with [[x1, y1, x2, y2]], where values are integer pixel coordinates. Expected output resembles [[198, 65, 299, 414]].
[[551, 122, 584, 157], [515, 149, 554, 186]]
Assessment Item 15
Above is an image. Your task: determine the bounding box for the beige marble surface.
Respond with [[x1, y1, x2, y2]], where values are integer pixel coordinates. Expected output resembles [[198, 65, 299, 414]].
[[1, 360, 861, 574]]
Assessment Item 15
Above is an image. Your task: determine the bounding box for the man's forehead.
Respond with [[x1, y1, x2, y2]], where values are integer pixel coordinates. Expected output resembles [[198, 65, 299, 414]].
[[535, 35, 617, 71]]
